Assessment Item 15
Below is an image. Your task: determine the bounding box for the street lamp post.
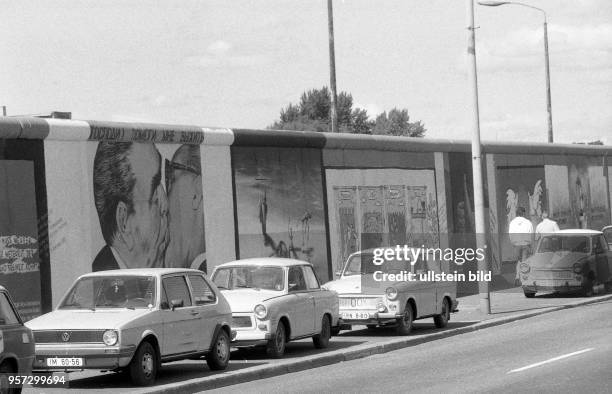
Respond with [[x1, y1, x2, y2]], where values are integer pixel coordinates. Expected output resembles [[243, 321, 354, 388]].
[[467, 0, 491, 314], [478, 1, 553, 143]]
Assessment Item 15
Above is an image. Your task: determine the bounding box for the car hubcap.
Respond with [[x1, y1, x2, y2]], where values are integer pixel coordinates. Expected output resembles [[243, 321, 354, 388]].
[[142, 353, 153, 377], [217, 336, 228, 361]]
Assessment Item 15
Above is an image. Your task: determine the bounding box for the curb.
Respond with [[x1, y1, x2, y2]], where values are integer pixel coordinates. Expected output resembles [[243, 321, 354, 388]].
[[139, 293, 612, 393]]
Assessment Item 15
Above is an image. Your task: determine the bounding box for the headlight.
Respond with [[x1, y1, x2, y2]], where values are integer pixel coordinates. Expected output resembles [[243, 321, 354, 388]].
[[385, 287, 398, 301], [103, 330, 118, 346], [519, 263, 530, 274], [254, 304, 267, 319], [573, 263, 582, 274]]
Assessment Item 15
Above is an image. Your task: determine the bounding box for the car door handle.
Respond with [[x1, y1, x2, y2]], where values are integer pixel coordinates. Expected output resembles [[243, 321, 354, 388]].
[[190, 310, 199, 316]]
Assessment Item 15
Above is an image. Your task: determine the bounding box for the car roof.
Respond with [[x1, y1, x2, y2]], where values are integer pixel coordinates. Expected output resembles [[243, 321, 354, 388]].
[[214, 258, 311, 268], [78, 268, 204, 279], [554, 229, 602, 235]]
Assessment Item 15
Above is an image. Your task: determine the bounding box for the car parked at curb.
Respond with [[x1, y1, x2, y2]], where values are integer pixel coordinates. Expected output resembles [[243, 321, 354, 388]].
[[25, 268, 234, 386], [602, 225, 612, 248], [520, 229, 612, 297], [211, 258, 340, 358], [0, 286, 35, 394], [323, 249, 458, 335]]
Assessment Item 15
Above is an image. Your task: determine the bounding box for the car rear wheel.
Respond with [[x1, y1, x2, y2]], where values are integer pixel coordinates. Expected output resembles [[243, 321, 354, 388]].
[[0, 362, 21, 394], [266, 321, 286, 358], [207, 329, 230, 370], [523, 289, 536, 298], [129, 341, 157, 386], [433, 298, 450, 328], [313, 315, 331, 349], [396, 303, 413, 335], [582, 276, 594, 297]]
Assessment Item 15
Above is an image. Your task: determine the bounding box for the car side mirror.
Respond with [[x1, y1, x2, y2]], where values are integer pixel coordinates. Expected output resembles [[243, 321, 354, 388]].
[[334, 271, 342, 278], [170, 299, 184, 310], [288, 283, 298, 292]]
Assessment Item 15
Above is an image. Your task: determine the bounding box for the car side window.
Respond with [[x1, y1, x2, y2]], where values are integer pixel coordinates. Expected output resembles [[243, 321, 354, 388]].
[[0, 293, 20, 325], [288, 267, 307, 292], [302, 266, 320, 290], [188, 275, 216, 305], [162, 276, 192, 308]]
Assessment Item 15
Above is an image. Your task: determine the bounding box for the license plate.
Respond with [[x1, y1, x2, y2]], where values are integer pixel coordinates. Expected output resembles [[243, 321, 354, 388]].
[[339, 297, 380, 309], [341, 311, 371, 320], [46, 357, 83, 367]]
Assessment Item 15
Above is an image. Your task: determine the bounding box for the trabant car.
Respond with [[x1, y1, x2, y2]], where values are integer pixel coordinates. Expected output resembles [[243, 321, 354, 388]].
[[211, 258, 339, 358], [602, 225, 612, 248], [25, 268, 233, 386], [520, 229, 612, 297], [0, 286, 35, 394], [323, 249, 458, 335]]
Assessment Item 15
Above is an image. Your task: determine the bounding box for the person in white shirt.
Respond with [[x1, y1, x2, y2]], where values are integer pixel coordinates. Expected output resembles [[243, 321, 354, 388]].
[[508, 207, 534, 284], [535, 211, 560, 241]]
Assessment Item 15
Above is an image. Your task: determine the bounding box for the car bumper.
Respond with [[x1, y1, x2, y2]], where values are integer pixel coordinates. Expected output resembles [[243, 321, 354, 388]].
[[521, 278, 582, 292], [232, 329, 272, 347], [31, 343, 137, 371], [339, 310, 402, 325]]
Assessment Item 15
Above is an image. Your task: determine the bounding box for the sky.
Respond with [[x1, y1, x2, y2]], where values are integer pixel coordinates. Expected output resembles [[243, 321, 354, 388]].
[[1, 0, 611, 144]]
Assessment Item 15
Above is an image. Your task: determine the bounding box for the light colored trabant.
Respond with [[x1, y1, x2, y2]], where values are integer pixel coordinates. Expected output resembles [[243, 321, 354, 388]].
[[25, 268, 234, 386], [323, 250, 458, 335], [211, 258, 340, 358], [520, 229, 612, 297]]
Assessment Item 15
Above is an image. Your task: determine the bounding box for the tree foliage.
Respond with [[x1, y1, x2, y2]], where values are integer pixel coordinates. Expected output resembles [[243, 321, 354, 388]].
[[269, 87, 426, 137]]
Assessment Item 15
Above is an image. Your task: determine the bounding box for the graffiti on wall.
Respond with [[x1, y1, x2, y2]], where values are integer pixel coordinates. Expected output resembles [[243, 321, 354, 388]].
[[232, 147, 329, 282], [326, 168, 439, 272], [91, 142, 206, 272]]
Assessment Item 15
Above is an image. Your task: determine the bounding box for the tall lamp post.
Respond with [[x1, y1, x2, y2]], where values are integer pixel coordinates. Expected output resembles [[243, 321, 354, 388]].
[[478, 1, 553, 143], [467, 0, 490, 314]]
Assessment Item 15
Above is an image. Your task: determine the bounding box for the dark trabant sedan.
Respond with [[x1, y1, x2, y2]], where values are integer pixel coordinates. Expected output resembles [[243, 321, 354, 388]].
[[520, 230, 612, 297]]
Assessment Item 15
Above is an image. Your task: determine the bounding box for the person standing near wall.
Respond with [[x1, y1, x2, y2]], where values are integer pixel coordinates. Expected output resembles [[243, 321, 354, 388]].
[[92, 142, 169, 271], [535, 210, 560, 241], [509, 206, 534, 285]]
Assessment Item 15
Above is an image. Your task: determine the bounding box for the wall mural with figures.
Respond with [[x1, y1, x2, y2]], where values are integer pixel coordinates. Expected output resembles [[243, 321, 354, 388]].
[[232, 147, 329, 281], [325, 168, 438, 273], [497, 166, 546, 262]]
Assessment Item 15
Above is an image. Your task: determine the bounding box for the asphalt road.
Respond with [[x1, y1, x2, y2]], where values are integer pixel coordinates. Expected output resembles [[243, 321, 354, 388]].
[[206, 300, 612, 394]]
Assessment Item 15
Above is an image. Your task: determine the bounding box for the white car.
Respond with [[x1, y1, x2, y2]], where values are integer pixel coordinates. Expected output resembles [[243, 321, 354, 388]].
[[25, 268, 234, 386], [324, 250, 458, 335], [211, 258, 340, 358]]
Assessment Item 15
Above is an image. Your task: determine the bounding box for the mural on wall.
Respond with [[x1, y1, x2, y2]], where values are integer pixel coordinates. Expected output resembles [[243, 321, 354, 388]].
[[544, 165, 571, 227], [497, 166, 545, 262], [587, 165, 608, 230], [232, 147, 329, 281], [91, 141, 206, 273], [326, 168, 439, 273], [0, 160, 42, 321], [568, 161, 591, 230]]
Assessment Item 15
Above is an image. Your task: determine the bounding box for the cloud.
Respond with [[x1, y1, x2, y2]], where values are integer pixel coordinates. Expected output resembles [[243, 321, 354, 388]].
[[476, 23, 612, 73], [184, 39, 269, 68]]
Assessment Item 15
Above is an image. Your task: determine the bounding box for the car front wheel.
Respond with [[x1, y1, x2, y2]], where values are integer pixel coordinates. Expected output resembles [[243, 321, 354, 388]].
[[207, 329, 230, 370], [433, 298, 450, 328], [129, 341, 157, 386], [266, 321, 286, 358], [396, 303, 413, 335], [313, 315, 331, 349], [0, 361, 21, 394]]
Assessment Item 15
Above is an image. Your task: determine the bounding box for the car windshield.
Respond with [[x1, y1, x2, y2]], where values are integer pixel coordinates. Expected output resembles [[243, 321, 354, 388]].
[[343, 254, 412, 276], [537, 235, 590, 253], [212, 266, 284, 291], [59, 276, 156, 309]]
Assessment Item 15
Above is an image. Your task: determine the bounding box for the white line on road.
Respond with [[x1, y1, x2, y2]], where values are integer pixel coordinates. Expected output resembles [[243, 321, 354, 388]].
[[507, 348, 594, 374]]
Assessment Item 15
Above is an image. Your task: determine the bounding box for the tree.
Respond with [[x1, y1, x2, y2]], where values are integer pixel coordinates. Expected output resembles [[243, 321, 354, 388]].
[[269, 87, 426, 137]]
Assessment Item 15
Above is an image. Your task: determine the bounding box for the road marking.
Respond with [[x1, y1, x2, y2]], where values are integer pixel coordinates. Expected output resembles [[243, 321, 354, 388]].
[[508, 348, 594, 374]]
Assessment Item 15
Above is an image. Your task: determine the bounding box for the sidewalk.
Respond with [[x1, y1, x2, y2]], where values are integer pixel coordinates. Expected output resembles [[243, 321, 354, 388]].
[[136, 288, 612, 394]]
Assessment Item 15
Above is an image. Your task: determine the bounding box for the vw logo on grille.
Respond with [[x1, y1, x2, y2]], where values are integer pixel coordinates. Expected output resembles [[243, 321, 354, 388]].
[[61, 332, 71, 342]]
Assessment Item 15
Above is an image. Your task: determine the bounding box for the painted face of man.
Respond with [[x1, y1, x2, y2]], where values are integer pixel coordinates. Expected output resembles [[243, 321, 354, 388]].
[[125, 143, 169, 268]]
